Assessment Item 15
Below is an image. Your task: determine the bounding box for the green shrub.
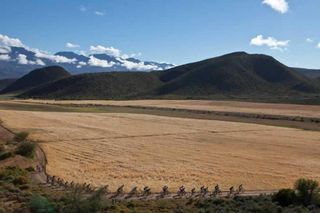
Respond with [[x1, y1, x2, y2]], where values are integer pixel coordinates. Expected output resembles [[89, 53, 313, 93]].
[[29, 195, 55, 213], [0, 166, 27, 180], [62, 187, 107, 213], [25, 166, 35, 172], [295, 178, 319, 206], [12, 176, 28, 185], [15, 142, 35, 158], [0, 151, 13, 160], [14, 132, 29, 142], [272, 189, 297, 206]]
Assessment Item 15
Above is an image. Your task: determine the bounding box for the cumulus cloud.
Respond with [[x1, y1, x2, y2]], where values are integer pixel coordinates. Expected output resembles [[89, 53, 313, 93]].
[[0, 34, 75, 65], [250, 35, 289, 50], [79, 61, 87, 66], [117, 58, 161, 71], [76, 61, 87, 68], [66, 42, 80, 48], [0, 34, 24, 47], [34, 49, 77, 63], [17, 54, 46, 65], [94, 11, 105, 16], [90, 45, 121, 57], [87, 56, 115, 68], [306, 38, 314, 43], [0, 46, 11, 54], [0, 54, 10, 61], [262, 0, 289, 14], [35, 58, 46, 66], [17, 54, 29, 64]]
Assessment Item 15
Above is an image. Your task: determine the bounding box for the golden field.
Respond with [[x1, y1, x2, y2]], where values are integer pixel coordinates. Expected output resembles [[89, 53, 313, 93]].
[[20, 99, 320, 119], [0, 108, 319, 192]]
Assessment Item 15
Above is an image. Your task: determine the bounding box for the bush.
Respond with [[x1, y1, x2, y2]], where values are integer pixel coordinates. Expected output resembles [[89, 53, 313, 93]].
[[14, 132, 29, 142], [12, 176, 28, 185], [62, 187, 107, 213], [272, 189, 297, 206], [0, 167, 27, 180], [0, 151, 13, 160], [295, 178, 319, 206], [25, 166, 35, 172], [15, 142, 35, 158], [29, 195, 55, 213]]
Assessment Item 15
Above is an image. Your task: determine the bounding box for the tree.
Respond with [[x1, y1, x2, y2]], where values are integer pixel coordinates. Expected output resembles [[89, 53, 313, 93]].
[[272, 189, 296, 206], [294, 178, 319, 206]]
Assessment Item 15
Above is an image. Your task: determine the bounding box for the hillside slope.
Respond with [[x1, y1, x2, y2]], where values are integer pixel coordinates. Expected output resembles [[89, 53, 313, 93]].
[[155, 52, 320, 97], [19, 52, 320, 101], [0, 79, 17, 91], [20, 72, 162, 99], [1, 66, 71, 94]]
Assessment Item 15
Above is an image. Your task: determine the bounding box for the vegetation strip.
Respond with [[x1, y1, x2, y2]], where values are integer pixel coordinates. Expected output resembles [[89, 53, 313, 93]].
[[19, 101, 320, 131]]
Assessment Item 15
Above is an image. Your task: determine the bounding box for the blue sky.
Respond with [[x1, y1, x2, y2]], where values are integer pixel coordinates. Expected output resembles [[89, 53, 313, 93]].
[[1, 0, 320, 68]]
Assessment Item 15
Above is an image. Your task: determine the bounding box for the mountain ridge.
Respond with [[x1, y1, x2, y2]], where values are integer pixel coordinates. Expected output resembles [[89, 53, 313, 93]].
[[11, 52, 320, 103], [0, 46, 174, 79], [1, 66, 71, 94]]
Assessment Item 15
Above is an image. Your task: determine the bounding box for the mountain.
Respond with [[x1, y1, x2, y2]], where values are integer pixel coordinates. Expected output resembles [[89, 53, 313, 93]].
[[293, 68, 320, 79], [0, 47, 40, 78], [0, 47, 174, 79], [1, 66, 71, 94], [20, 72, 162, 99], [154, 52, 320, 96], [0, 78, 16, 90], [18, 52, 320, 101]]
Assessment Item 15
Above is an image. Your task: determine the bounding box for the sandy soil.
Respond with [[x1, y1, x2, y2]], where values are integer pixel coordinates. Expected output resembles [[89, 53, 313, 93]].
[[0, 109, 319, 192], [19, 99, 320, 119]]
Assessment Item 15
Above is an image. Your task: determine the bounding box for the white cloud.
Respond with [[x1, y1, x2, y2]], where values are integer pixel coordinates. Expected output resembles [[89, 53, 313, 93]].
[[16, 54, 46, 65], [122, 52, 142, 59], [0, 34, 75, 65], [90, 45, 121, 57], [94, 11, 105, 16], [117, 58, 161, 71], [0, 46, 11, 54], [78, 50, 87, 56], [0, 54, 10, 61], [79, 61, 87, 66], [87, 56, 115, 68], [17, 54, 29, 64], [250, 35, 289, 50], [34, 49, 77, 63], [35, 59, 46, 66], [76, 61, 87, 68], [66, 42, 80, 48], [317, 43, 320, 48], [306, 38, 314, 43], [0, 34, 24, 47], [262, 0, 289, 14]]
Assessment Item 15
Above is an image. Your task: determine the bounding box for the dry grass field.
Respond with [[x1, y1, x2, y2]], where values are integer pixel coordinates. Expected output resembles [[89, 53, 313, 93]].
[[20, 99, 320, 119], [0, 108, 319, 192]]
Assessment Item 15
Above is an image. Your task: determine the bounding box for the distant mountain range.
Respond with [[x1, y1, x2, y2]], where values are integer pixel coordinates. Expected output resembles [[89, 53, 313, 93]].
[[0, 46, 174, 79], [292, 68, 320, 79], [2, 52, 319, 104]]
